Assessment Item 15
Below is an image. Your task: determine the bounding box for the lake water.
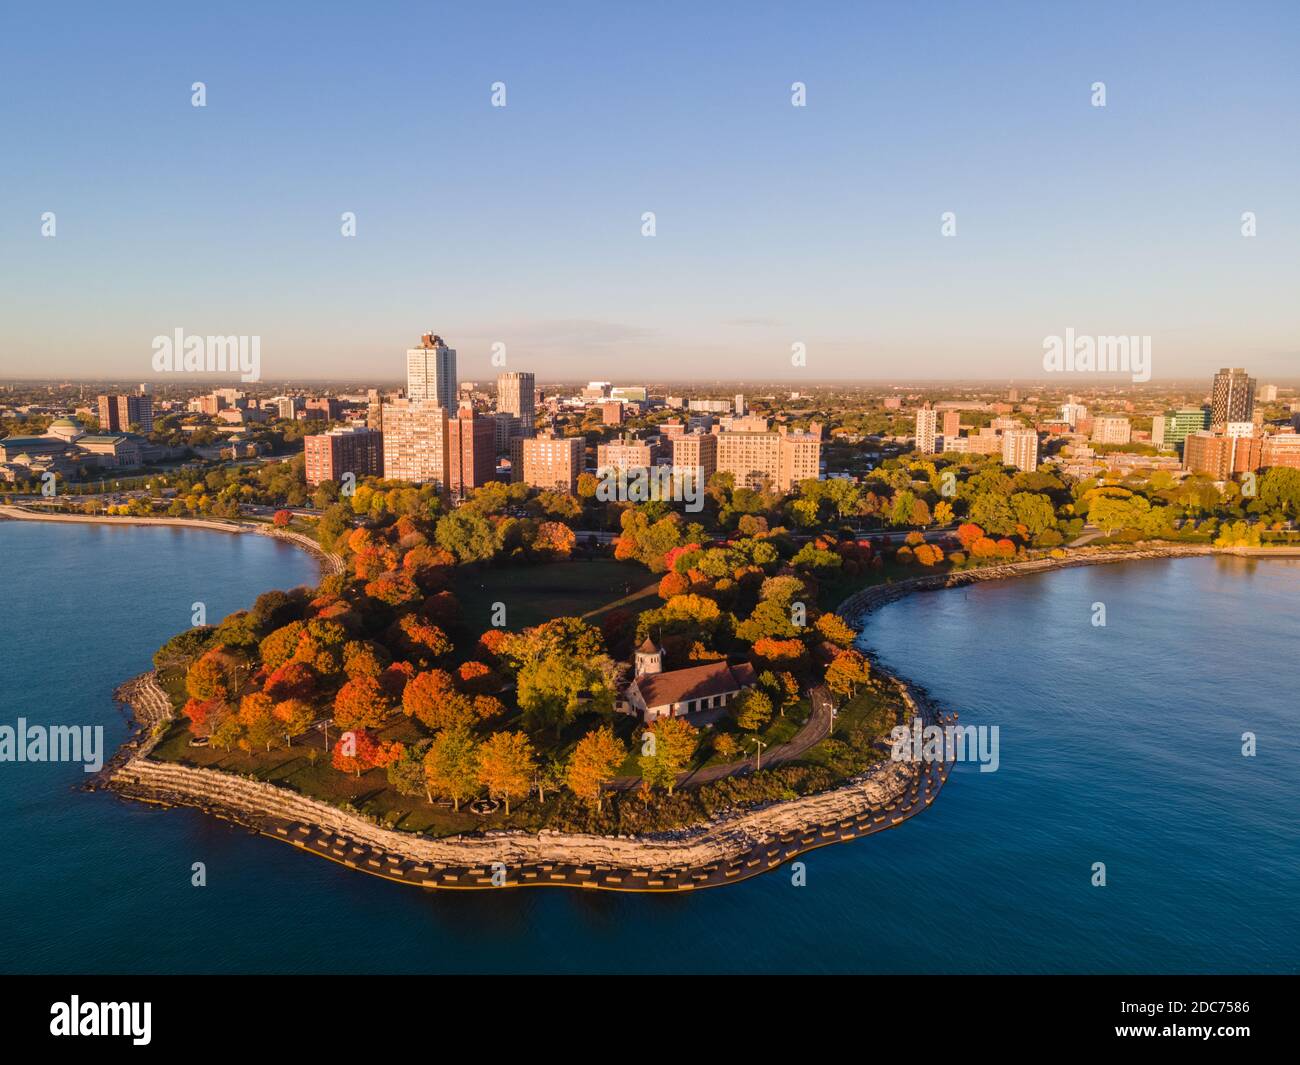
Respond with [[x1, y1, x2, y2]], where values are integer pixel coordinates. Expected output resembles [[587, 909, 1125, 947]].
[[1, 524, 1295, 973]]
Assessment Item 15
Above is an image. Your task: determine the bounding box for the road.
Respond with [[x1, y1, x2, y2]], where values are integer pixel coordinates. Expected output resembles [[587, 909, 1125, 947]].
[[609, 684, 835, 792]]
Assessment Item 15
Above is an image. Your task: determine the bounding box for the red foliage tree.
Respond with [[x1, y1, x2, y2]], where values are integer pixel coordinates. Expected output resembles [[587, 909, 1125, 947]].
[[272, 509, 292, 527], [331, 729, 401, 777], [263, 660, 316, 702]]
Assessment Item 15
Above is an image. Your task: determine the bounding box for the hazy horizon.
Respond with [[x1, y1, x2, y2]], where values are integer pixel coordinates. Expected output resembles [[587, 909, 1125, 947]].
[[3, 2, 1297, 383]]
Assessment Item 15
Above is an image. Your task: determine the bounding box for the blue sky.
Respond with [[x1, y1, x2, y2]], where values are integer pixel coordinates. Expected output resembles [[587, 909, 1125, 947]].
[[2, 1, 1297, 383]]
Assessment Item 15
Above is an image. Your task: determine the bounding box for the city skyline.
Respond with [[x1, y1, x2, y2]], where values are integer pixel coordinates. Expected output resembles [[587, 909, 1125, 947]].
[[2, 3, 1298, 382]]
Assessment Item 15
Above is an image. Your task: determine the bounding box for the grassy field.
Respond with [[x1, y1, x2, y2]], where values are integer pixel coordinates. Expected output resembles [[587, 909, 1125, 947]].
[[453, 558, 654, 631]]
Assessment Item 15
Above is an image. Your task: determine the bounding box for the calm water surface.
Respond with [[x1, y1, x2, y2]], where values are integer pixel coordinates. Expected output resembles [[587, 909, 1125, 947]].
[[1, 525, 1295, 973]]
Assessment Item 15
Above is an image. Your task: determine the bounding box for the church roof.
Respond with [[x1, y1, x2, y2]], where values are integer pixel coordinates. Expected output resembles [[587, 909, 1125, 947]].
[[631, 660, 757, 711], [637, 637, 660, 654]]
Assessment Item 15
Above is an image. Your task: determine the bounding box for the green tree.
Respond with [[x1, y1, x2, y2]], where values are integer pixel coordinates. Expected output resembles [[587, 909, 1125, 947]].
[[733, 689, 773, 733], [638, 717, 698, 795], [423, 726, 481, 811]]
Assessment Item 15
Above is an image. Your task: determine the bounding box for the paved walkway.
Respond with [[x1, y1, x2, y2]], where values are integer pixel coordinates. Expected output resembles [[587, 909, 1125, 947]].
[[610, 685, 835, 791]]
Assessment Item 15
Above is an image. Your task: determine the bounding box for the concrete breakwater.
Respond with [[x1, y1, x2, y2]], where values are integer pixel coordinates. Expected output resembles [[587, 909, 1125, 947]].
[[99, 671, 947, 891]]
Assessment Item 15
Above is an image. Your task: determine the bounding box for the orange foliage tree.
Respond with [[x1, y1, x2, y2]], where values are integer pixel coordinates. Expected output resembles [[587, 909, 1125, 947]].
[[333, 675, 393, 731]]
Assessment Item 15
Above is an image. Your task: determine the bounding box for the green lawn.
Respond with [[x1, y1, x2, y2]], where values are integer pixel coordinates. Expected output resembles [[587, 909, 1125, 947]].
[[452, 558, 654, 631]]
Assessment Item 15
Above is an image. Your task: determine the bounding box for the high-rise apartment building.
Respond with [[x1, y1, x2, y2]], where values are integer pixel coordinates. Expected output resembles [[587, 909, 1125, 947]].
[[304, 426, 384, 486], [1210, 368, 1255, 428], [381, 399, 448, 486], [1183, 431, 1264, 479], [97, 393, 154, 433], [1091, 415, 1132, 445], [1060, 398, 1088, 429], [513, 432, 584, 492], [777, 426, 822, 491], [716, 425, 822, 492], [914, 407, 938, 454], [597, 436, 655, 472], [1262, 433, 1300, 469], [446, 407, 497, 497], [1153, 408, 1210, 449], [406, 333, 457, 409], [277, 396, 305, 421], [1002, 428, 1039, 472], [671, 432, 718, 485], [490, 411, 524, 455], [717, 430, 782, 491], [942, 411, 961, 439], [497, 371, 536, 438]]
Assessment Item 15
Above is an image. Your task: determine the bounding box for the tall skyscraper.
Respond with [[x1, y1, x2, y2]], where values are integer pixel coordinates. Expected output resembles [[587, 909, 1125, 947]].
[[1210, 368, 1255, 428], [406, 333, 457, 409], [497, 371, 536, 438], [381, 399, 449, 486], [914, 407, 938, 454]]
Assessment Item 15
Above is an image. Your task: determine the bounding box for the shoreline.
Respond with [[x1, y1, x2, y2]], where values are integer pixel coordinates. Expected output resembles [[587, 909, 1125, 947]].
[[91, 539, 1290, 892], [0, 504, 344, 576]]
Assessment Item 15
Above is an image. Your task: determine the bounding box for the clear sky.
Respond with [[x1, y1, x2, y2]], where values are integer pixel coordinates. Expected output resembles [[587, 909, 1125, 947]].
[[2, 1, 1297, 384]]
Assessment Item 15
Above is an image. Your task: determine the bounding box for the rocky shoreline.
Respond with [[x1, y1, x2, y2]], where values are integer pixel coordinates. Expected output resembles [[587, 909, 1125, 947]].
[[97, 668, 944, 889], [90, 540, 1261, 891]]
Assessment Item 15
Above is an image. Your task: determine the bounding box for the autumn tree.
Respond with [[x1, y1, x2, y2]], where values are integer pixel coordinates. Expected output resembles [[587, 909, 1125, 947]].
[[332, 728, 400, 777], [182, 696, 222, 738], [713, 733, 740, 760], [333, 675, 393, 731], [273, 698, 316, 746], [814, 612, 857, 648], [825, 648, 871, 699], [423, 726, 481, 811], [401, 668, 476, 731], [237, 692, 279, 752], [638, 717, 698, 796], [566, 726, 627, 812], [263, 660, 315, 702], [533, 520, 576, 559], [733, 689, 773, 733], [477, 731, 537, 815], [185, 651, 233, 702]]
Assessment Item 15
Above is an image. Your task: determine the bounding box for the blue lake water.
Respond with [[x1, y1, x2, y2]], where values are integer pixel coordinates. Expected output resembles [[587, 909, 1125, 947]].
[[0, 524, 1295, 973]]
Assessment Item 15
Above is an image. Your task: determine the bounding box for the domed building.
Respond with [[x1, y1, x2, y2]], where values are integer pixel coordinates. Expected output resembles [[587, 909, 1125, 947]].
[[45, 416, 85, 443]]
